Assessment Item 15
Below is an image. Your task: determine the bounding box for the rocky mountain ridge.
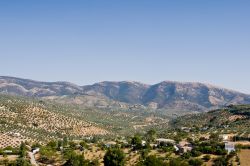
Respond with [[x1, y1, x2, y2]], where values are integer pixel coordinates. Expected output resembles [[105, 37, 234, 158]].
[[1, 76, 250, 112]]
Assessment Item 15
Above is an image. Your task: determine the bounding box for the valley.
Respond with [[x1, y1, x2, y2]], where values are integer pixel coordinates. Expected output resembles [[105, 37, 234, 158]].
[[0, 77, 250, 166]]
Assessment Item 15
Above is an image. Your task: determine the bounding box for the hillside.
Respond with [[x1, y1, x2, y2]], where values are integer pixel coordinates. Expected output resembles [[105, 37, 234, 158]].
[[0, 94, 168, 147], [171, 105, 250, 134], [0, 76, 82, 97], [1, 76, 250, 112], [0, 94, 108, 147]]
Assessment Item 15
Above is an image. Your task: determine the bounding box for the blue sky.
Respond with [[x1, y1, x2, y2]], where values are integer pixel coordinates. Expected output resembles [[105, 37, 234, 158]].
[[0, 0, 250, 93]]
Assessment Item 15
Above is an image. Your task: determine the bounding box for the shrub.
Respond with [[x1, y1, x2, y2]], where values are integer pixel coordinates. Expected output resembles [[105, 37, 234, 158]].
[[138, 155, 166, 166], [131, 135, 143, 150], [104, 148, 125, 166], [169, 158, 189, 166], [203, 155, 211, 162], [213, 156, 228, 166], [188, 158, 203, 166]]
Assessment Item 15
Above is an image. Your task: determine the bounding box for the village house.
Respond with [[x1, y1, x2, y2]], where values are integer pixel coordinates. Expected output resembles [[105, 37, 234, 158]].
[[220, 134, 235, 142], [177, 141, 193, 154], [181, 127, 191, 132], [225, 142, 235, 154], [32, 148, 40, 154], [156, 138, 175, 146], [104, 141, 117, 148]]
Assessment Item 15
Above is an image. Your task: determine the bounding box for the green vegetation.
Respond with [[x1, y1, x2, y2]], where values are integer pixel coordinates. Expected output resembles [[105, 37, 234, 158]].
[[168, 158, 189, 166], [213, 156, 228, 166], [145, 129, 157, 143], [63, 151, 98, 166], [104, 148, 125, 166], [188, 158, 203, 166], [1, 93, 250, 165], [203, 155, 211, 161], [0, 142, 30, 166], [170, 105, 250, 135], [192, 141, 227, 155], [131, 135, 143, 150], [0, 94, 170, 144], [137, 155, 166, 166]]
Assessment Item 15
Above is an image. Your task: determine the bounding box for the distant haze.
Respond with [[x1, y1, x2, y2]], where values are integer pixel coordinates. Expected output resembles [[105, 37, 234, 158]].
[[0, 1, 250, 93]]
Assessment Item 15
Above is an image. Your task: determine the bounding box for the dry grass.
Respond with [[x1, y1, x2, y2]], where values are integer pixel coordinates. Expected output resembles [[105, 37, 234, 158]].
[[84, 146, 105, 166], [0, 155, 18, 161], [239, 149, 250, 166], [126, 151, 140, 166]]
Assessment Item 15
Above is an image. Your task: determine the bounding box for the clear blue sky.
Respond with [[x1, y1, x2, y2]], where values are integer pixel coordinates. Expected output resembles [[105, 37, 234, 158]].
[[0, 0, 250, 93]]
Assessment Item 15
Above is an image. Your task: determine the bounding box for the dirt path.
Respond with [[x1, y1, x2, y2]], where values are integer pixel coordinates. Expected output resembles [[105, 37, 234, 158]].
[[28, 152, 38, 166]]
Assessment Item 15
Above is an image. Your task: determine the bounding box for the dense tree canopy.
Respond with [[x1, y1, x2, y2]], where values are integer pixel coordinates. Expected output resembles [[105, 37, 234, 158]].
[[104, 148, 125, 166]]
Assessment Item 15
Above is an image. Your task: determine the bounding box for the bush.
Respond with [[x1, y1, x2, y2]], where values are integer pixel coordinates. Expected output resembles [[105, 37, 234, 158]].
[[137, 155, 166, 166], [191, 150, 202, 157], [16, 157, 31, 166], [39, 146, 57, 164], [227, 151, 236, 160], [104, 148, 125, 166], [131, 135, 143, 150], [169, 158, 189, 166], [47, 140, 57, 149], [69, 141, 77, 149], [140, 149, 150, 160], [80, 141, 89, 149], [188, 158, 203, 166], [213, 156, 228, 166], [145, 129, 157, 143], [19, 142, 27, 158], [63, 152, 86, 166], [181, 152, 191, 159], [203, 155, 211, 162]]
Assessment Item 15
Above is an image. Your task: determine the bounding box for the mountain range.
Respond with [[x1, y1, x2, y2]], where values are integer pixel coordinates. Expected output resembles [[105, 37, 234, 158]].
[[1, 76, 250, 112]]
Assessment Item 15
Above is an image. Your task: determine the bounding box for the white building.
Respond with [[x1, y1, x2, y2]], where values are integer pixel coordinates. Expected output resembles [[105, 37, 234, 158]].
[[32, 148, 40, 154], [156, 138, 175, 145], [177, 141, 193, 153], [220, 134, 235, 142], [141, 140, 147, 146], [225, 142, 235, 153]]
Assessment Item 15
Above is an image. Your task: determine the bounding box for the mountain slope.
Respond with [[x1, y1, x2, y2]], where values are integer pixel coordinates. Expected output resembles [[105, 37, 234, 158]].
[[0, 76, 82, 97], [81, 81, 250, 111], [82, 81, 149, 104], [142, 81, 250, 110], [1, 76, 250, 112], [0, 94, 170, 144], [0, 94, 108, 146]]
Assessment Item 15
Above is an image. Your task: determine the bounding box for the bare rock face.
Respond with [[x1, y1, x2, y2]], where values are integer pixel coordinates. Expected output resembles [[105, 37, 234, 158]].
[[0, 76, 250, 112]]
